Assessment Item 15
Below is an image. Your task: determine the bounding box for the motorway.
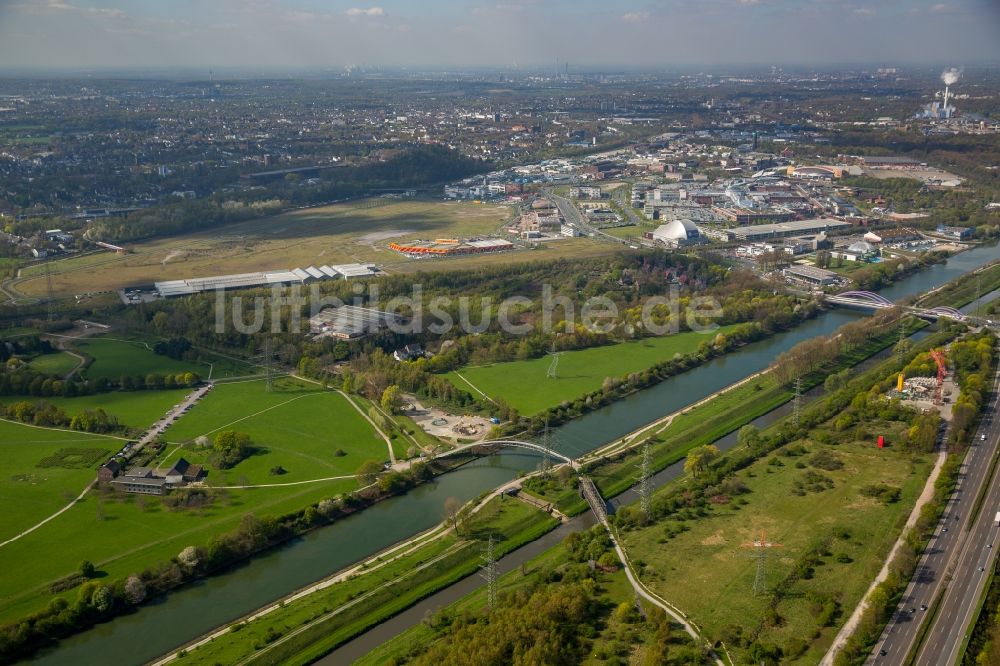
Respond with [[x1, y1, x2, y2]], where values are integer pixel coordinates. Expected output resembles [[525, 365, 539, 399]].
[[868, 354, 1000, 665]]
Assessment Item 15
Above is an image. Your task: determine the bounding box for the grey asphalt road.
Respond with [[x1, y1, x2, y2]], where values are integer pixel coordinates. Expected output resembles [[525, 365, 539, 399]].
[[868, 360, 1000, 665]]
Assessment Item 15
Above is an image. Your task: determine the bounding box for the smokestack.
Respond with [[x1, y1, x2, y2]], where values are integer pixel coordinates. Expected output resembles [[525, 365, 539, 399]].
[[943, 85, 950, 111]]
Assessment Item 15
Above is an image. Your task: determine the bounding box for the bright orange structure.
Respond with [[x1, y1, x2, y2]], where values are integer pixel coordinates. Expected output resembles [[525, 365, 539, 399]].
[[388, 238, 514, 256]]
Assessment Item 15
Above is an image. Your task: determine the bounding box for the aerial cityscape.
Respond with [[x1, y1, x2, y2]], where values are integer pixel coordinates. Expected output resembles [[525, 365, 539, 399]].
[[1, 1, 1000, 665]]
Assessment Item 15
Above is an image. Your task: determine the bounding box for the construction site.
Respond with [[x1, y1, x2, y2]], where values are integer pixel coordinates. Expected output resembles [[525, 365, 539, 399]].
[[889, 348, 957, 419]]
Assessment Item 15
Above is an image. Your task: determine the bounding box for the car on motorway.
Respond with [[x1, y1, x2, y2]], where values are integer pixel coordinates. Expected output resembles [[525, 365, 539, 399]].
[[920, 604, 928, 611]]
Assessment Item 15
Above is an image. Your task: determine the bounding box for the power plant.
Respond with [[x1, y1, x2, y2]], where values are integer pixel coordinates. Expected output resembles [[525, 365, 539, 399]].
[[918, 67, 962, 120]]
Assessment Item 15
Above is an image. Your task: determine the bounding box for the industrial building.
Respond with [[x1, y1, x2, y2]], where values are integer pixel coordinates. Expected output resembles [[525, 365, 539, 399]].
[[310, 305, 401, 339], [862, 156, 924, 170], [569, 186, 603, 199], [728, 218, 851, 242], [784, 265, 838, 287], [153, 263, 380, 298]]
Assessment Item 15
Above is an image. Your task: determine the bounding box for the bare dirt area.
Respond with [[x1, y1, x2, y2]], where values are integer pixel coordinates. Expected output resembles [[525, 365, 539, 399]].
[[864, 167, 963, 183], [402, 395, 491, 442]]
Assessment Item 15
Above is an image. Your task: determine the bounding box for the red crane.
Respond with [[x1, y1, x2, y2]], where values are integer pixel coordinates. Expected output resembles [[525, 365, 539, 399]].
[[929, 349, 947, 405]]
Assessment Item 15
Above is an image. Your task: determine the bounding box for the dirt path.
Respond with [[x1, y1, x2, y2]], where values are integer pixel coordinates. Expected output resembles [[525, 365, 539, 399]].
[[820, 448, 948, 665], [451, 370, 496, 404], [291, 374, 397, 464], [0, 480, 95, 550]]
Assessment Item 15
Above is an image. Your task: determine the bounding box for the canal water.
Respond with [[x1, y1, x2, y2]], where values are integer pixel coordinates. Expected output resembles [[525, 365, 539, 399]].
[[34, 242, 1000, 666], [321, 327, 933, 664]]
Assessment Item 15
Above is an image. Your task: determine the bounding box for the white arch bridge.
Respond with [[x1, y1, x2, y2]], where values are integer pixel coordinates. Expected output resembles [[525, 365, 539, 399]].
[[434, 439, 575, 466], [826, 290, 967, 321]]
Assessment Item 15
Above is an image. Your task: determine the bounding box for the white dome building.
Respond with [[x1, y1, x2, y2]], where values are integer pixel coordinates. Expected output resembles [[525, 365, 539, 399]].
[[847, 240, 875, 255], [652, 219, 702, 247]]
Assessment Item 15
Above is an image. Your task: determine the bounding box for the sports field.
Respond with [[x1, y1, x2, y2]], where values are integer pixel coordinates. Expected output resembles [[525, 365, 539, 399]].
[[0, 420, 120, 544], [156, 377, 390, 485], [15, 198, 513, 297], [624, 432, 930, 664], [447, 325, 740, 414]]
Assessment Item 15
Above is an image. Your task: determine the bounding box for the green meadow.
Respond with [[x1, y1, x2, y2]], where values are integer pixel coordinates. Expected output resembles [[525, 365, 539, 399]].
[[0, 419, 119, 543], [73, 337, 254, 381], [447, 325, 740, 414], [0, 378, 381, 624], [157, 378, 388, 485], [1, 388, 192, 430]]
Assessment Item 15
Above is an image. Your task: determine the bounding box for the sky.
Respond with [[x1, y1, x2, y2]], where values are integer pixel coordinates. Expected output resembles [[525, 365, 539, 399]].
[[0, 0, 998, 71]]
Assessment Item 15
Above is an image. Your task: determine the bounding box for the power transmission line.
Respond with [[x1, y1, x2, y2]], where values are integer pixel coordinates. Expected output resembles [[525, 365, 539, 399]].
[[541, 418, 551, 474], [44, 260, 54, 321], [263, 337, 274, 392]]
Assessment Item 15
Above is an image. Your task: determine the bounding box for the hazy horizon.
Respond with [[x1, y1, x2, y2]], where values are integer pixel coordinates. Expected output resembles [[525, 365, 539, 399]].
[[1, 0, 999, 71]]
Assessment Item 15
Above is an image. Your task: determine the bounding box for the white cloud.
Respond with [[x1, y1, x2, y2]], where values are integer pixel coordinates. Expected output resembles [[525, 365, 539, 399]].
[[853, 7, 874, 16], [345, 7, 385, 18], [621, 11, 649, 23], [930, 3, 952, 13]]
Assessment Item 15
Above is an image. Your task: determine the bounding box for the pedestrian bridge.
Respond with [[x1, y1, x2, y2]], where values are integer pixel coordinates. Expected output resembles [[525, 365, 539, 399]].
[[434, 439, 574, 465]]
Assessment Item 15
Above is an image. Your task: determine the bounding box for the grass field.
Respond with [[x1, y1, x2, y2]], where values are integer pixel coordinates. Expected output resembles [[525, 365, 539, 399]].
[[0, 420, 120, 545], [0, 377, 384, 624], [0, 473, 358, 624], [447, 325, 741, 415], [156, 377, 388, 485], [27, 352, 80, 377], [15, 198, 515, 297], [599, 224, 647, 239], [72, 336, 252, 381], [0, 388, 192, 430], [624, 432, 931, 663]]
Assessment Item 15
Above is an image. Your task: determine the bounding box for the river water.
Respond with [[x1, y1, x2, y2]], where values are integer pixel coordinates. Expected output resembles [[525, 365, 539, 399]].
[[33, 243, 1000, 666]]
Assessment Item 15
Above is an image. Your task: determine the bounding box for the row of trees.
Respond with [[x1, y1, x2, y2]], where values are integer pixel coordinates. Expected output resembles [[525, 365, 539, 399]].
[[770, 308, 904, 386], [3, 400, 119, 434]]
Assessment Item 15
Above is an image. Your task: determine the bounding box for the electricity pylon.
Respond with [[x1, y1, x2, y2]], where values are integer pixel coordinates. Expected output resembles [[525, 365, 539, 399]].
[[262, 337, 274, 392], [792, 377, 802, 427], [637, 439, 652, 518], [741, 531, 783, 596], [479, 535, 498, 611], [546, 349, 563, 379], [44, 260, 54, 321]]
